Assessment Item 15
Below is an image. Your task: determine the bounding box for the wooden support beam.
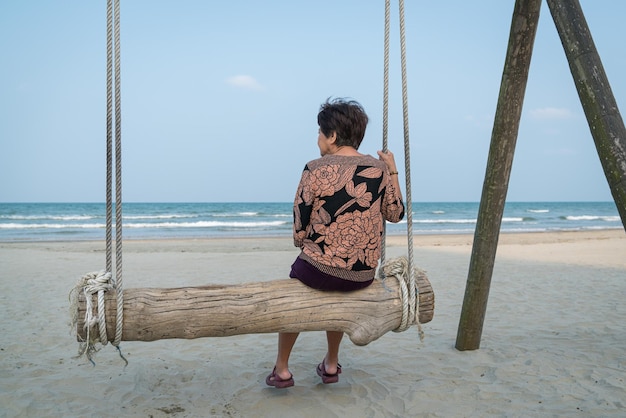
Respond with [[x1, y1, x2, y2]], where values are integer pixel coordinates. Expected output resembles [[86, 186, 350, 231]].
[[455, 0, 542, 351], [77, 273, 434, 346], [546, 0, 626, 231]]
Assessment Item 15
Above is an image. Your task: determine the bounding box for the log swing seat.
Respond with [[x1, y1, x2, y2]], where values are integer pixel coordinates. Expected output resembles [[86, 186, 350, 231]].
[[73, 262, 434, 346], [70, 0, 435, 363]]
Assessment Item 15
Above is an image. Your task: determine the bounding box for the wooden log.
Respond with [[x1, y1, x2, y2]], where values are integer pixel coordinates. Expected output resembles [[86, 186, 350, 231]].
[[546, 0, 626, 232], [456, 0, 542, 351], [77, 273, 434, 346]]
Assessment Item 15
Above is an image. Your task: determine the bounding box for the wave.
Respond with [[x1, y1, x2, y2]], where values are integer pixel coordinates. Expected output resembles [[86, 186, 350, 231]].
[[0, 223, 106, 229], [563, 215, 620, 222], [1, 213, 205, 221], [0, 214, 96, 221], [414, 218, 477, 224], [412, 217, 524, 224], [124, 221, 289, 229], [212, 212, 260, 217], [2, 202, 620, 241], [0, 220, 290, 230], [212, 212, 291, 219], [124, 214, 198, 220]]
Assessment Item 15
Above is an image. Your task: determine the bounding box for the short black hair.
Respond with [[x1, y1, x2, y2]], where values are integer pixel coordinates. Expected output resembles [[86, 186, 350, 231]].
[[317, 98, 369, 149]]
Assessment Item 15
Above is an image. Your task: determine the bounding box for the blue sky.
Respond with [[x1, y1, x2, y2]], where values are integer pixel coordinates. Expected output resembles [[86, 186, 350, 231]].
[[1, 1, 624, 203]]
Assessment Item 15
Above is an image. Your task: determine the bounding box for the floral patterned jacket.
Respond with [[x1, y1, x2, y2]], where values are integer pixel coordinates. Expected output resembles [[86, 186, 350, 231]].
[[293, 154, 405, 282]]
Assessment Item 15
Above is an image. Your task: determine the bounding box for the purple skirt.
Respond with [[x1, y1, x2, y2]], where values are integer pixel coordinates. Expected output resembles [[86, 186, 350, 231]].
[[289, 257, 373, 292]]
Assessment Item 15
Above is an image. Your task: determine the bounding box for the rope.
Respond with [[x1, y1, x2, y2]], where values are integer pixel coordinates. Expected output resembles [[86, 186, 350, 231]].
[[381, 257, 424, 341], [397, 0, 416, 330], [102, 0, 125, 349], [380, 0, 391, 267], [69, 271, 113, 365], [112, 0, 124, 349], [378, 0, 420, 339], [103, 0, 124, 351], [69, 270, 128, 366], [105, 0, 113, 274], [70, 0, 125, 364]]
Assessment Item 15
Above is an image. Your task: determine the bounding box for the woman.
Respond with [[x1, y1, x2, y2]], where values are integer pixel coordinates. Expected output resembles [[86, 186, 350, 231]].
[[266, 98, 405, 388]]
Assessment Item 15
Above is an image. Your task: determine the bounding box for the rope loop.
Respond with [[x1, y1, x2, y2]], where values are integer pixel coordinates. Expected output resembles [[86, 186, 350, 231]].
[[69, 271, 113, 364], [380, 256, 424, 341], [69, 270, 128, 366]]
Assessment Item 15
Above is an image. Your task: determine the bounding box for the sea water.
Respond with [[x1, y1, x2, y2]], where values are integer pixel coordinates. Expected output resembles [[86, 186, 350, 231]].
[[0, 201, 621, 242]]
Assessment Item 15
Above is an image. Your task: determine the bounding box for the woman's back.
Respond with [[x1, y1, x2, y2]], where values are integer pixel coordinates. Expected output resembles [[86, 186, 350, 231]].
[[293, 154, 404, 282]]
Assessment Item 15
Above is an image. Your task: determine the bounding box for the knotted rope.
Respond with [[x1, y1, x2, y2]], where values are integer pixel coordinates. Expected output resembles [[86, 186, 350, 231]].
[[380, 257, 424, 341], [69, 271, 128, 365]]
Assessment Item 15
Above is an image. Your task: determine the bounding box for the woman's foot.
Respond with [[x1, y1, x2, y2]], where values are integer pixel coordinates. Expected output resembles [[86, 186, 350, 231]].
[[316, 360, 341, 384], [266, 366, 294, 389]]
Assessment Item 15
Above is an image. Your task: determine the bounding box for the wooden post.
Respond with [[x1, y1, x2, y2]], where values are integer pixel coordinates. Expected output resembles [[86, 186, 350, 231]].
[[455, 0, 542, 351], [546, 0, 626, 231], [77, 274, 434, 346]]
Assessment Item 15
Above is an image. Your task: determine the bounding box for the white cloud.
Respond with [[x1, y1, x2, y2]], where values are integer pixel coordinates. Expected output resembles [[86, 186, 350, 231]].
[[529, 107, 572, 120], [225, 75, 264, 91]]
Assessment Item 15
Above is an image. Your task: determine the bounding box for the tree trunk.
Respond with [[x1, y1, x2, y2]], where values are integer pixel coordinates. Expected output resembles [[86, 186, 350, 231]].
[[77, 274, 434, 346], [456, 0, 542, 351], [547, 0, 626, 231]]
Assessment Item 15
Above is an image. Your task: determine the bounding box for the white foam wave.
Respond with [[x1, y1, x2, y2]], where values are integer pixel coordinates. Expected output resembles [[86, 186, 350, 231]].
[[212, 212, 291, 219], [414, 219, 477, 224], [0, 215, 95, 221], [0, 220, 290, 230], [412, 217, 524, 225], [565, 215, 620, 222], [125, 220, 289, 229], [213, 212, 258, 217], [124, 214, 197, 220], [0, 223, 106, 229], [527, 209, 549, 213]]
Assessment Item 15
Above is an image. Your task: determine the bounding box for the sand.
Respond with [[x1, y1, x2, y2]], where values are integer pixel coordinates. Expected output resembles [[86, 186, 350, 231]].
[[1, 229, 625, 417]]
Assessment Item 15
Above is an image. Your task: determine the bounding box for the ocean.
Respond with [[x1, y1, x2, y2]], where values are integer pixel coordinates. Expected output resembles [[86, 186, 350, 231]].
[[0, 201, 622, 242]]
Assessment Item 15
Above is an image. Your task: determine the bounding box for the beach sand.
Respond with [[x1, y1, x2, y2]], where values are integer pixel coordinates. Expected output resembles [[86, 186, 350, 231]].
[[1, 229, 625, 417]]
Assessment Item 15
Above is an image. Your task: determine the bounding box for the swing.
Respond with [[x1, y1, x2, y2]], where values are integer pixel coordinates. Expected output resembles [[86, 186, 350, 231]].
[[70, 0, 434, 362]]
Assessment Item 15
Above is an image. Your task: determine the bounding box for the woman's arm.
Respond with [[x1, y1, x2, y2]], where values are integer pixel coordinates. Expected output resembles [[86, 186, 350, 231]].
[[293, 166, 313, 247], [377, 150, 405, 223], [377, 150, 402, 195]]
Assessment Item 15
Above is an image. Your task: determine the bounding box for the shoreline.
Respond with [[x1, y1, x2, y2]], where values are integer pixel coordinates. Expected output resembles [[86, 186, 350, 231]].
[[1, 227, 623, 246], [2, 229, 624, 268]]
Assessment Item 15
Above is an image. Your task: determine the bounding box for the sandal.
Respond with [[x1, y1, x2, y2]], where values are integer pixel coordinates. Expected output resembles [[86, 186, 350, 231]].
[[266, 366, 294, 389], [316, 361, 341, 384]]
